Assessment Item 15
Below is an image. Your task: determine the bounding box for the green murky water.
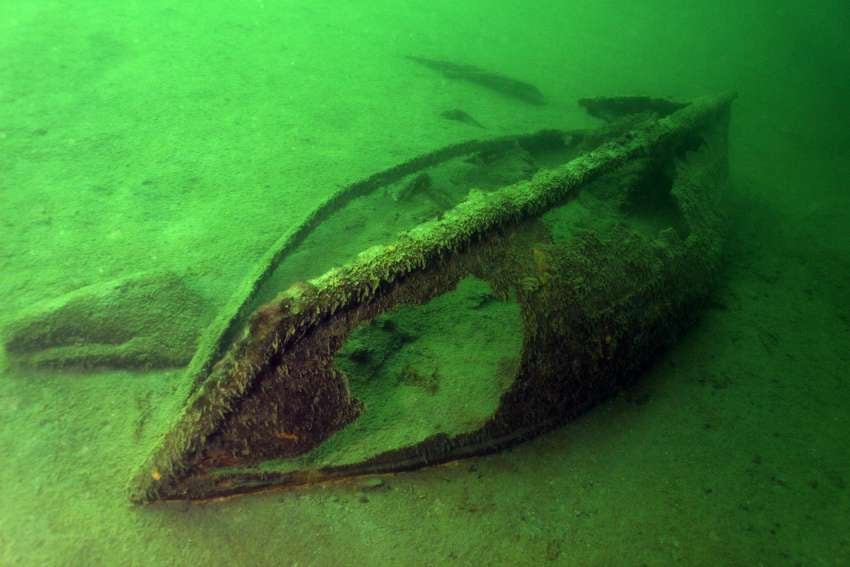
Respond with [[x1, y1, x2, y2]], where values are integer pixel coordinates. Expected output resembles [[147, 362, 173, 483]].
[[1, 2, 848, 564]]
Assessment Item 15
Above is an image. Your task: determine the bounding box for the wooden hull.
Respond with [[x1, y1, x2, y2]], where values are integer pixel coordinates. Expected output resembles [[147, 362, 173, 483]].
[[131, 93, 735, 502]]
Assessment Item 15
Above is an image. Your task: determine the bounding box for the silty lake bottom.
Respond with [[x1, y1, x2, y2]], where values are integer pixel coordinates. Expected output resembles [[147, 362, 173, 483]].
[[0, 1, 848, 565]]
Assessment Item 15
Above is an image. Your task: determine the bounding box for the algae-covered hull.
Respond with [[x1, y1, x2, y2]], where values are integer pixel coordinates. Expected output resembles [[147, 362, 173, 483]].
[[132, 93, 734, 502]]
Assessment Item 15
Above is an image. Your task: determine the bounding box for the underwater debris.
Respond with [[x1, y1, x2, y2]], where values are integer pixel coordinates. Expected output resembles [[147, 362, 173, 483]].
[[577, 95, 686, 122], [121, 95, 734, 502], [126, 92, 735, 503], [440, 109, 485, 128], [407, 55, 545, 106], [393, 171, 456, 213], [394, 172, 432, 202], [338, 314, 418, 374], [397, 364, 440, 395], [460, 144, 538, 190], [3, 271, 208, 370]]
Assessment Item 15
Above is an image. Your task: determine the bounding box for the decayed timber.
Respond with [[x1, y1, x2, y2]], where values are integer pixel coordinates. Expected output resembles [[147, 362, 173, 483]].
[[130, 92, 735, 503]]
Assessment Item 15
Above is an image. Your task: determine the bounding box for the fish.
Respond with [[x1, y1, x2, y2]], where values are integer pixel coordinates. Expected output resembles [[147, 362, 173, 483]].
[[407, 55, 546, 106], [439, 108, 485, 128]]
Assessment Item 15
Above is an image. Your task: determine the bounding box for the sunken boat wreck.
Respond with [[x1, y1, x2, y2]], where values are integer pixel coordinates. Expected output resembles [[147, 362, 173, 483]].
[[9, 93, 736, 502], [130, 93, 734, 502]]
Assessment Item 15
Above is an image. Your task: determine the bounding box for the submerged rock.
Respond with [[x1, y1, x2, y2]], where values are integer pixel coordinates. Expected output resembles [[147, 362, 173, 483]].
[[3, 270, 208, 371]]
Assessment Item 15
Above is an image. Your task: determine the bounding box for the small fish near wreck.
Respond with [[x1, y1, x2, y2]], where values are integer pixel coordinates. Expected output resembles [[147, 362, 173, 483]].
[[129, 92, 736, 502], [408, 55, 546, 106], [440, 109, 485, 129]]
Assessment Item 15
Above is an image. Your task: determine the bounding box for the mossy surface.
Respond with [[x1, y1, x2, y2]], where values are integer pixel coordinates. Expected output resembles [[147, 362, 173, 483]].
[[129, 94, 734, 502], [267, 276, 522, 471]]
